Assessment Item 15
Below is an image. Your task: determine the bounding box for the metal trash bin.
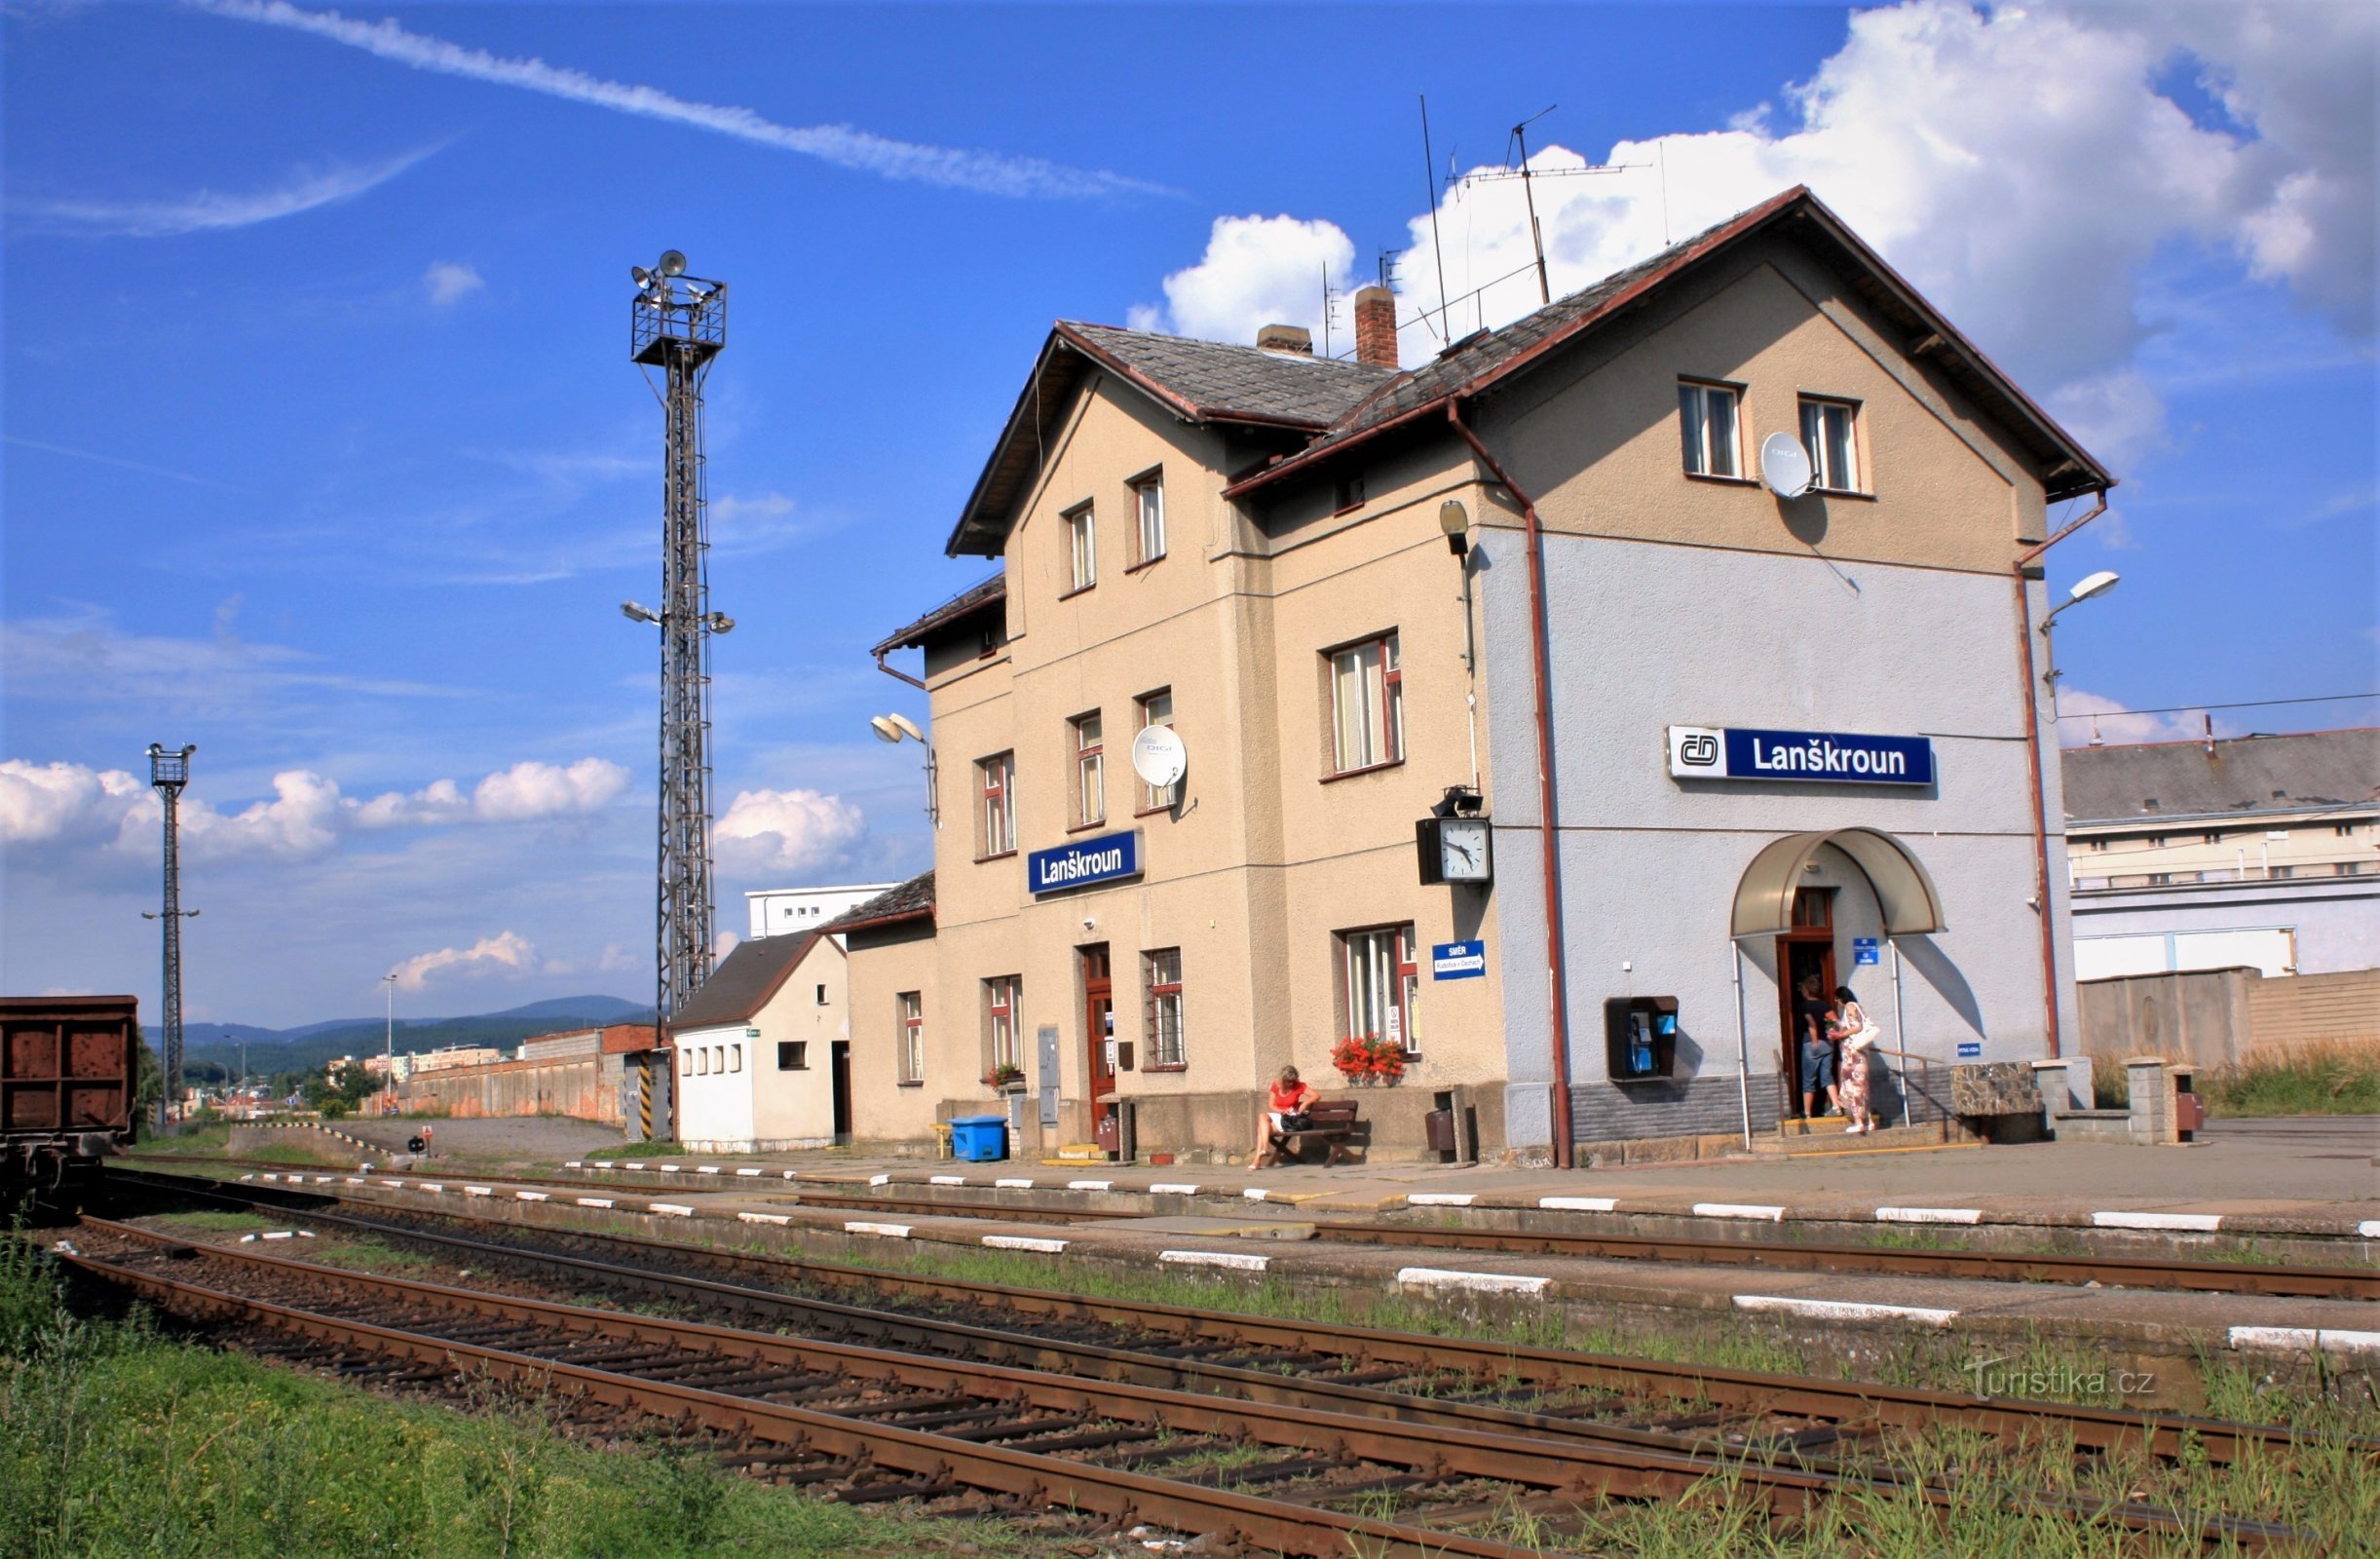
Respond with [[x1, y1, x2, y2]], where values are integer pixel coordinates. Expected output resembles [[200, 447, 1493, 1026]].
[[1424, 1109, 1456, 1154], [949, 1114, 1009, 1162]]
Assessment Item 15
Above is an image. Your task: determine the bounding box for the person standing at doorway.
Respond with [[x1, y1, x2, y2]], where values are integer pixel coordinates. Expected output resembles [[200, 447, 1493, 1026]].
[[1795, 973, 1836, 1120], [1832, 985, 1879, 1134]]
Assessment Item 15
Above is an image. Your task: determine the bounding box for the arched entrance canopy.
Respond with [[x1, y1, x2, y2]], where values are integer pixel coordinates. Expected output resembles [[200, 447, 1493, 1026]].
[[1729, 827, 1946, 940]]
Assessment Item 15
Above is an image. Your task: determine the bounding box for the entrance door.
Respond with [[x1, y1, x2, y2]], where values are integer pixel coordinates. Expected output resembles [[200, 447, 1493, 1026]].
[[1773, 888, 1837, 1122], [829, 1042, 852, 1145], [1081, 944, 1116, 1153]]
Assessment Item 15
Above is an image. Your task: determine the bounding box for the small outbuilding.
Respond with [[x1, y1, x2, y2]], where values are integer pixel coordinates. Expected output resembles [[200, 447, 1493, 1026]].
[[672, 930, 850, 1153]]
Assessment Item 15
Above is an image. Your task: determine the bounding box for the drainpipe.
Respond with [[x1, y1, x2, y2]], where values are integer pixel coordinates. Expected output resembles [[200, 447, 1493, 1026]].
[[1447, 401, 1575, 1168], [2012, 489, 2108, 1060], [873, 649, 926, 690]]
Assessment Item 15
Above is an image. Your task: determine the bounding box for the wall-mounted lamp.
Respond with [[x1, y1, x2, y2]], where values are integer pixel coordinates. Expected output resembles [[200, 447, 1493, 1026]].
[[1439, 499, 1470, 557], [870, 712, 936, 824]]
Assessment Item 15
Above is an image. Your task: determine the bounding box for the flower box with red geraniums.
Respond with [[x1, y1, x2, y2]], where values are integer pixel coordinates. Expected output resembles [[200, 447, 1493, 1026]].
[[1331, 1036, 1406, 1086]]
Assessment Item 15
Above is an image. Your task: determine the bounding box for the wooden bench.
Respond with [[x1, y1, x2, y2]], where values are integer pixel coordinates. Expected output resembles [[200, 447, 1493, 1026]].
[[1270, 1099, 1364, 1166]]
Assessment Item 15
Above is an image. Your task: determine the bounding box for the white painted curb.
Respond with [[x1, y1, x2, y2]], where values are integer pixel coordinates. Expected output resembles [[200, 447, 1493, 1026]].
[[464, 1185, 494, 1198], [868, 1173, 892, 1187], [515, 1191, 548, 1202], [2361, 1220, 2380, 1239], [697, 1166, 721, 1175], [1069, 1179, 1113, 1192], [738, 1211, 793, 1227], [1734, 1295, 1958, 1326], [996, 1177, 1035, 1189], [649, 1203, 695, 1217], [845, 1220, 912, 1238], [930, 1175, 966, 1187], [1160, 1250, 1269, 1271], [1408, 1193, 1476, 1207], [1242, 1188, 1271, 1201], [2094, 1211, 2222, 1232], [984, 1235, 1068, 1253], [1397, 1267, 1551, 1296], [1875, 1207, 1983, 1225], [2228, 1326, 2380, 1354], [658, 1163, 682, 1172], [576, 1198, 614, 1208], [1694, 1202, 1786, 1221], [419, 1183, 444, 1193], [735, 1167, 762, 1177], [379, 1179, 405, 1189], [1152, 1182, 1201, 1196], [622, 1162, 646, 1170]]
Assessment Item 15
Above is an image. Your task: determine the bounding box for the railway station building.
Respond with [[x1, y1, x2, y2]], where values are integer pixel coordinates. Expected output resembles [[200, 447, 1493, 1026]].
[[844, 186, 2112, 1164]]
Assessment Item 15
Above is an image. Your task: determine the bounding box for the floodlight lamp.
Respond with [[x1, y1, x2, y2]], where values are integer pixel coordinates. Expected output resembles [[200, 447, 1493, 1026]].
[[621, 600, 660, 625], [631, 265, 654, 286], [658, 250, 688, 277], [2068, 569, 2120, 604], [1438, 499, 1470, 556], [886, 712, 925, 743], [870, 716, 903, 743], [702, 612, 736, 634]]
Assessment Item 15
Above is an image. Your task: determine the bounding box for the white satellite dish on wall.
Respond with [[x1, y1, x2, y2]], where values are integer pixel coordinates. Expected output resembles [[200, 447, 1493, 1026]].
[[1130, 725, 1188, 789], [1758, 432, 1814, 500]]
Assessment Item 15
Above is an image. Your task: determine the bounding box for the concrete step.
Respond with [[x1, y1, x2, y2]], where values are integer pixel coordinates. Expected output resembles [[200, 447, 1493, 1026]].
[[1751, 1121, 1952, 1156]]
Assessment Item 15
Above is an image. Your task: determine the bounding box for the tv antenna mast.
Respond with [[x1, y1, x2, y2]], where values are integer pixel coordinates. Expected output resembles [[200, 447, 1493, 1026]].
[[143, 742, 198, 1128], [622, 250, 734, 1046], [1455, 106, 1628, 306]]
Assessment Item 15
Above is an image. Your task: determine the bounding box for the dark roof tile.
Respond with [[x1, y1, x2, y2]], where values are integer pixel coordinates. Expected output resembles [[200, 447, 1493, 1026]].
[[2062, 729, 2379, 824], [671, 932, 824, 1031]]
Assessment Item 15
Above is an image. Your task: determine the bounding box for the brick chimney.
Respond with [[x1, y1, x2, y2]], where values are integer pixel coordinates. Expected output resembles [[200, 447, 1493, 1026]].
[[1352, 285, 1397, 369], [1256, 323, 1312, 355]]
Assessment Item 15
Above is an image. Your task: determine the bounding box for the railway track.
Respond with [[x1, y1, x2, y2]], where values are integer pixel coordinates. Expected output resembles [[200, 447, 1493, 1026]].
[[57, 1213, 2309, 1554], [119, 1154, 2379, 1302]]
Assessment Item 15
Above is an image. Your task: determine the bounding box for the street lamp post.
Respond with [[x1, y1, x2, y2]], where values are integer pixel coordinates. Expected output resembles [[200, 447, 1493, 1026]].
[[870, 712, 937, 824], [2039, 569, 2121, 714], [383, 972, 398, 1113]]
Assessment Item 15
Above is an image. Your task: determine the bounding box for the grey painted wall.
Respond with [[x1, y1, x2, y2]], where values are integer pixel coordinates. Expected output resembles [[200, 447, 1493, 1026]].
[[1477, 531, 2073, 1147], [2072, 878, 2380, 976]]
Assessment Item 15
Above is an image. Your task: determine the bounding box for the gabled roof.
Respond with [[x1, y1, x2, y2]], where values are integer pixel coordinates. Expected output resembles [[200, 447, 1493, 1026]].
[[946, 323, 1393, 557], [1224, 186, 2114, 507], [671, 932, 824, 1032], [874, 575, 1004, 657], [2063, 729, 2379, 826], [821, 870, 935, 934]]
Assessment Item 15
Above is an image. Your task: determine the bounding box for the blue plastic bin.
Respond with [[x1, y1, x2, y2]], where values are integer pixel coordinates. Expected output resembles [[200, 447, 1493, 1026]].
[[949, 1114, 1009, 1162]]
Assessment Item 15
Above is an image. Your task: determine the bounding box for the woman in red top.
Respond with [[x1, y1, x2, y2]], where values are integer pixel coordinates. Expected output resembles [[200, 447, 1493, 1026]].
[[1252, 1066, 1319, 1168]]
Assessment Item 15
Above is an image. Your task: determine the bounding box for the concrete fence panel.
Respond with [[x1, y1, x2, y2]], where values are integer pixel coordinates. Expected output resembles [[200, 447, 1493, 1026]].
[[2078, 965, 2379, 1068]]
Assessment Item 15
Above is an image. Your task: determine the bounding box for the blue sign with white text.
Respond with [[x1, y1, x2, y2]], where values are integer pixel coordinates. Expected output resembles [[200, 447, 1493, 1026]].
[[1431, 940, 1487, 980], [1027, 830, 1141, 894], [1956, 1042, 1983, 1059], [1724, 727, 1935, 785], [1853, 937, 1880, 966]]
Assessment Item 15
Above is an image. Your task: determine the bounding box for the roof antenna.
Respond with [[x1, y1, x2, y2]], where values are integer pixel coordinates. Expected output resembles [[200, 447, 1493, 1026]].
[[1319, 263, 1341, 359], [1454, 106, 1632, 308], [2203, 711, 2215, 757], [1419, 95, 1452, 342]]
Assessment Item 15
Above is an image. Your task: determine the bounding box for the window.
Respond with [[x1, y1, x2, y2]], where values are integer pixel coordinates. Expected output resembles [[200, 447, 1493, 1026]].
[[815, 983, 827, 1006], [1679, 381, 1741, 477], [1065, 504, 1096, 591], [2337, 824, 2360, 838], [776, 1041, 809, 1071], [1791, 888, 1833, 929], [985, 975, 1021, 1072], [681, 1048, 694, 1077], [1328, 634, 1403, 774], [2269, 864, 2295, 880], [1341, 926, 1419, 1054], [1136, 688, 1179, 812], [694, 1047, 708, 1076], [1134, 475, 1165, 563], [977, 752, 1015, 857], [712, 1045, 726, 1074], [1145, 949, 1185, 1068], [897, 993, 924, 1084], [1798, 398, 1859, 491], [2202, 833, 2223, 846], [729, 1045, 742, 1074], [2088, 839, 2109, 853], [1072, 711, 1105, 826], [1334, 472, 1367, 513]]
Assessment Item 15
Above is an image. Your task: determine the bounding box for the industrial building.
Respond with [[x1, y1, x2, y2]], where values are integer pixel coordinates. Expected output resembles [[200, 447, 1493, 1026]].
[[846, 186, 2112, 1164], [744, 882, 897, 941]]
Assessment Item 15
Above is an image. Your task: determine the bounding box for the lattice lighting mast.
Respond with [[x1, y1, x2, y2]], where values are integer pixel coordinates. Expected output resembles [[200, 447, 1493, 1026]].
[[143, 742, 198, 1127], [621, 251, 734, 1035]]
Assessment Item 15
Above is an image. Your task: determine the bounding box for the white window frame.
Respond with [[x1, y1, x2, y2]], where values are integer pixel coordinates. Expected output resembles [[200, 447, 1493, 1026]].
[[1145, 948, 1185, 1068], [978, 752, 1015, 857], [1679, 380, 1742, 478], [1798, 396, 1860, 492], [1340, 924, 1419, 1055], [1065, 504, 1097, 591], [1328, 634, 1403, 774], [1136, 688, 1178, 812], [897, 992, 924, 1084], [1072, 710, 1105, 827], [986, 975, 1021, 1072], [1134, 475, 1165, 564]]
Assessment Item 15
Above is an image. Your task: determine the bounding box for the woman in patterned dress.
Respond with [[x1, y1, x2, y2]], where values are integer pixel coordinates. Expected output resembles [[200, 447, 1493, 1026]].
[[1831, 986, 1878, 1134]]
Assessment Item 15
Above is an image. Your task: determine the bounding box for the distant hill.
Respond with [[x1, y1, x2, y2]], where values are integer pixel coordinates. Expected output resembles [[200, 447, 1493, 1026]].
[[170, 995, 654, 1083]]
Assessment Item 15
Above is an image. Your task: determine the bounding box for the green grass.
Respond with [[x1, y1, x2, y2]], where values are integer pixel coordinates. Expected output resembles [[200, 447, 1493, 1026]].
[[0, 1235, 1042, 1559], [582, 1141, 687, 1160], [2201, 1043, 2380, 1117]]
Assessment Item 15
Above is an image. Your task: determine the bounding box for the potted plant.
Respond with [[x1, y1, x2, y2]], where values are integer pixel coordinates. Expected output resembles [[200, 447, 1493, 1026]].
[[985, 1061, 1026, 1091], [1330, 1035, 1407, 1086]]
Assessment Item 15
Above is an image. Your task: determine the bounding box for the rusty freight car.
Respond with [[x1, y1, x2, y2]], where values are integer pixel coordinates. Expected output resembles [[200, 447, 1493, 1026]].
[[2, 995, 140, 1202]]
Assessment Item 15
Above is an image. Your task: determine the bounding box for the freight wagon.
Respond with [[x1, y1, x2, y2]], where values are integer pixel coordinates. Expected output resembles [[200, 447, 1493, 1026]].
[[1, 995, 140, 1202]]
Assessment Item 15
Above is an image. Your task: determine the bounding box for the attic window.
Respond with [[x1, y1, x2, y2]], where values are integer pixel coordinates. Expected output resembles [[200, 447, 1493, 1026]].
[[1334, 473, 1367, 514]]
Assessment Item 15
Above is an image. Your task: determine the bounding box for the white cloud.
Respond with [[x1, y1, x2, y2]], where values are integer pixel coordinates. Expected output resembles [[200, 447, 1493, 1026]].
[[1137, 214, 1358, 344], [388, 931, 537, 992], [197, 0, 1169, 201], [423, 260, 483, 305], [713, 787, 868, 877], [2056, 689, 2235, 747], [0, 755, 628, 863], [11, 147, 435, 237]]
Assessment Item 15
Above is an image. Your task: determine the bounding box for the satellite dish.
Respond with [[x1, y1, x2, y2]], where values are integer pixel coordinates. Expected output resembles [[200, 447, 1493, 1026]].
[[1130, 725, 1187, 789], [658, 249, 688, 277], [1758, 432, 1814, 500]]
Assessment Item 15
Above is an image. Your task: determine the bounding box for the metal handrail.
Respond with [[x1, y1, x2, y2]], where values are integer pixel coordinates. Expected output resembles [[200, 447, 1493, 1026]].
[[1868, 1046, 1947, 1138]]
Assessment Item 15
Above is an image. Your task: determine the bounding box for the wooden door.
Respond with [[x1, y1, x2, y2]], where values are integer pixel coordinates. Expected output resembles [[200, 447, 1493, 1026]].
[[1773, 889, 1837, 1121], [1081, 944, 1116, 1150], [830, 1042, 852, 1144]]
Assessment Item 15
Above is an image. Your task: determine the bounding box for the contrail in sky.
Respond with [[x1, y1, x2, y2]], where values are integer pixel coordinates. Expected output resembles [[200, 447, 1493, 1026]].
[[193, 0, 1172, 200], [11, 148, 434, 237]]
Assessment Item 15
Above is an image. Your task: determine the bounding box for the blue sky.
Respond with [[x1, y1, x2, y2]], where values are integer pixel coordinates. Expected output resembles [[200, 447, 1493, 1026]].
[[4, 2, 2372, 1026]]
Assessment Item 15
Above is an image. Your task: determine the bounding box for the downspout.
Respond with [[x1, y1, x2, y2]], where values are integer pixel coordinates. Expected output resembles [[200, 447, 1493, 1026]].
[[2011, 488, 2108, 1060], [1447, 401, 1575, 1167], [873, 648, 926, 690]]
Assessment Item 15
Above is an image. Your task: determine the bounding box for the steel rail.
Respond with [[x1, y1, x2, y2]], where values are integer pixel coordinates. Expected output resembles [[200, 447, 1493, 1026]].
[[70, 1217, 2288, 1548], [105, 1167, 2345, 1469], [117, 1155, 2376, 1301]]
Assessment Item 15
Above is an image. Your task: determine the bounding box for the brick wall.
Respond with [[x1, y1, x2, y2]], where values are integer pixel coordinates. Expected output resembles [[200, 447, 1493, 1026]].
[[2247, 968, 2380, 1049]]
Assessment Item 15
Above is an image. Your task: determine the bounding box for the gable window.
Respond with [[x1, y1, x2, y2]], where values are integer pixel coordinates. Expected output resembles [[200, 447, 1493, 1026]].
[[729, 1044, 742, 1074], [776, 1041, 809, 1071], [896, 992, 924, 1084], [1065, 504, 1096, 592], [977, 752, 1015, 858], [1328, 633, 1403, 774], [815, 983, 828, 1006], [1798, 397, 1860, 491], [1334, 472, 1367, 513], [1679, 380, 1741, 478], [1145, 949, 1185, 1069], [1071, 711, 1106, 827], [1134, 475, 1165, 563], [985, 975, 1022, 1073], [1136, 688, 1179, 812], [1340, 924, 1419, 1056]]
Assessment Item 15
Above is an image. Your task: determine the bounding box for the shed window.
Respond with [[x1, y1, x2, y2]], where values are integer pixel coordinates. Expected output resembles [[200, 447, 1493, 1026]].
[[777, 1042, 808, 1071]]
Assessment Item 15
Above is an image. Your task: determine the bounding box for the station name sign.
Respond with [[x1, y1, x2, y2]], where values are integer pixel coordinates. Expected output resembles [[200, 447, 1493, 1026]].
[[1668, 725, 1935, 786], [1027, 829, 1142, 894]]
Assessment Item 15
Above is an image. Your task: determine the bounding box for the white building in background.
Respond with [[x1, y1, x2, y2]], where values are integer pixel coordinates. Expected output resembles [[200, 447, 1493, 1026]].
[[745, 882, 896, 940], [2065, 729, 2378, 978], [673, 929, 853, 1153]]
